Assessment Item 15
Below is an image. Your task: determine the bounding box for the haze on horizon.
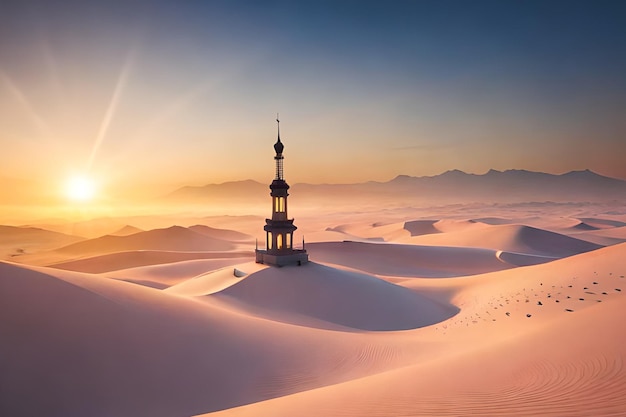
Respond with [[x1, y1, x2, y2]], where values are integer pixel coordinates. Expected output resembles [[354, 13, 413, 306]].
[[1, 0, 625, 205]]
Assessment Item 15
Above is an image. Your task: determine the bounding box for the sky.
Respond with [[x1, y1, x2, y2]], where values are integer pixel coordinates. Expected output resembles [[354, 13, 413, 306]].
[[1, 0, 625, 205]]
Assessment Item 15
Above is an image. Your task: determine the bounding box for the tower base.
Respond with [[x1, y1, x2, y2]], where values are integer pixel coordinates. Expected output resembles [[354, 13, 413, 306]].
[[255, 249, 309, 267]]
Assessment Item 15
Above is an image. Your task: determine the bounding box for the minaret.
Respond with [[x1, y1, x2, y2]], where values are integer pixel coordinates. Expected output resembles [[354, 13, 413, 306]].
[[255, 116, 308, 266]]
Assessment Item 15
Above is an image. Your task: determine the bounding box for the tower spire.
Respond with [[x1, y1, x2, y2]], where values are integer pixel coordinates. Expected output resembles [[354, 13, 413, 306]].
[[273, 113, 285, 179]]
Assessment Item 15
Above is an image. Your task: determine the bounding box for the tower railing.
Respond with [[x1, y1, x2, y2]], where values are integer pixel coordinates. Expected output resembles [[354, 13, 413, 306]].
[[275, 156, 284, 180]]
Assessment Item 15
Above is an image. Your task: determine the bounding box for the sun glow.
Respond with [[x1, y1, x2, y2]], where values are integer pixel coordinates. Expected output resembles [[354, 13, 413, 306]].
[[65, 175, 97, 202]]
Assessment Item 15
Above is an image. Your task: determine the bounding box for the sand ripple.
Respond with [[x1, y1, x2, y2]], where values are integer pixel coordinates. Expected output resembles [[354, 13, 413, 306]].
[[255, 341, 402, 400], [345, 353, 626, 416]]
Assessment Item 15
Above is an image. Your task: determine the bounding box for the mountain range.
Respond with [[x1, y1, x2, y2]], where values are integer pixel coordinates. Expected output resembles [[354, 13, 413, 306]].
[[165, 169, 626, 205]]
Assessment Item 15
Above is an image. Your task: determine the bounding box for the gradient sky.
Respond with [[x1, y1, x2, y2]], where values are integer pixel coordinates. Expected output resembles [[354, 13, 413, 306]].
[[1, 0, 625, 203]]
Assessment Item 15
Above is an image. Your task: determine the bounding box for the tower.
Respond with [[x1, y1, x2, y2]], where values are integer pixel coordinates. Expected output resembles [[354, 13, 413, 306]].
[[255, 116, 309, 266]]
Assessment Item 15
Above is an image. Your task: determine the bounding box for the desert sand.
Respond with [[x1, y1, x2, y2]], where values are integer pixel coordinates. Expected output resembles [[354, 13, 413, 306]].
[[1, 206, 626, 417]]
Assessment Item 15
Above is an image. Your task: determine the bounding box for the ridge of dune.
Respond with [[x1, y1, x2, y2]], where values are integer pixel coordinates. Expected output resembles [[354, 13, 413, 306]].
[[495, 250, 558, 266], [47, 249, 252, 273], [577, 217, 626, 229], [105, 258, 249, 288], [569, 220, 600, 231], [471, 217, 515, 225], [56, 225, 236, 254], [215, 262, 459, 331], [432, 218, 488, 232], [324, 224, 389, 242], [307, 241, 512, 277], [165, 262, 265, 296]]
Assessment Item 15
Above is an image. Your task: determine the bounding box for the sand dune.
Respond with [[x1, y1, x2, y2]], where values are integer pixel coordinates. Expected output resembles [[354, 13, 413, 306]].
[[3, 209, 625, 417], [57, 225, 236, 254], [105, 258, 250, 288], [307, 241, 512, 277], [406, 224, 602, 257], [215, 262, 458, 330], [0, 260, 436, 417]]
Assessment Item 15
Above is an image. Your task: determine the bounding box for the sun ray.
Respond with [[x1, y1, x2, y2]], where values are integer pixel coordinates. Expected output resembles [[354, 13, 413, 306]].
[[86, 46, 136, 171], [0, 70, 50, 135]]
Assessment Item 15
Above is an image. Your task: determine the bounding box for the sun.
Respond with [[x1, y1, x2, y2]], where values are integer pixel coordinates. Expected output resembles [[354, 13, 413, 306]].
[[65, 175, 97, 202]]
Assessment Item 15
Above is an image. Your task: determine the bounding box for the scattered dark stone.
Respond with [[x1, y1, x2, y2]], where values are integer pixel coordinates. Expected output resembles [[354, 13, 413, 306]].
[[602, 292, 607, 295], [505, 312, 510, 316], [584, 287, 588, 290], [616, 289, 622, 292], [540, 283, 543, 286], [597, 300, 602, 303], [555, 300, 560, 303], [568, 285, 573, 288], [537, 301, 543, 306], [579, 298, 585, 301], [567, 296, 571, 299], [526, 314, 532, 318], [565, 309, 574, 312], [593, 281, 598, 285], [547, 294, 551, 298]]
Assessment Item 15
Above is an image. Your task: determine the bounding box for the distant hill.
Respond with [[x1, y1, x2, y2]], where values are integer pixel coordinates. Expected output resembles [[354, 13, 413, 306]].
[[110, 225, 144, 236], [164, 169, 626, 206], [0, 225, 84, 258], [188, 225, 253, 242], [57, 226, 236, 254], [165, 180, 267, 203]]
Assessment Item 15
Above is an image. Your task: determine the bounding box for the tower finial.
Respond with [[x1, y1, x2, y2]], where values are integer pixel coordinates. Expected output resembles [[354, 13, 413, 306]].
[[274, 113, 284, 156]]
